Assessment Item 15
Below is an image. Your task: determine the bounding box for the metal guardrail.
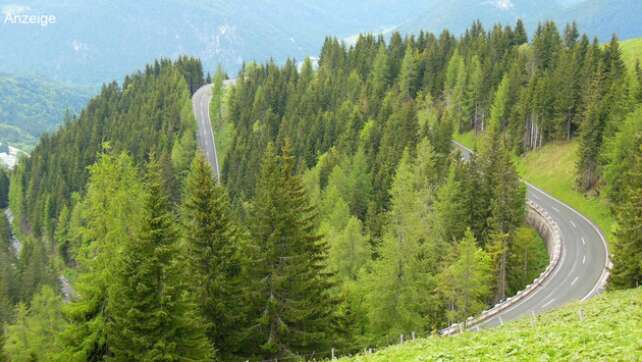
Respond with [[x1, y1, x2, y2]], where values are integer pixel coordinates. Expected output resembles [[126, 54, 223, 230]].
[[441, 199, 563, 335]]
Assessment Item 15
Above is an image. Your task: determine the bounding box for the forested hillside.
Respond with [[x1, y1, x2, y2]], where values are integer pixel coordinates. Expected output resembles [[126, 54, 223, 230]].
[[0, 74, 92, 149], [2, 18, 641, 362]]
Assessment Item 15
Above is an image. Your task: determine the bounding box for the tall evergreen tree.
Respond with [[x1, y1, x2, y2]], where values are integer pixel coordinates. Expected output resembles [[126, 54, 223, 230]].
[[181, 152, 243, 358], [609, 134, 642, 289], [365, 150, 440, 341], [244, 142, 338, 360], [107, 158, 212, 361], [438, 229, 492, 325], [55, 151, 146, 361]]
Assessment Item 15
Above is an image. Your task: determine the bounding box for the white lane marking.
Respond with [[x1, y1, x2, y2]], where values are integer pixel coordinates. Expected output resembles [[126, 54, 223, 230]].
[[571, 276, 579, 286], [570, 220, 577, 228], [552, 206, 560, 213], [582, 256, 586, 264], [541, 299, 555, 308], [581, 237, 586, 246], [498, 316, 503, 325], [521, 181, 610, 303]]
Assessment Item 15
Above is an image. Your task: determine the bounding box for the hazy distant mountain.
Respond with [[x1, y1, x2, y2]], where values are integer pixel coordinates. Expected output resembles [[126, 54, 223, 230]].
[[0, 74, 91, 149], [2, 0, 641, 87], [0, 0, 431, 85], [554, 0, 642, 41], [398, 0, 642, 42]]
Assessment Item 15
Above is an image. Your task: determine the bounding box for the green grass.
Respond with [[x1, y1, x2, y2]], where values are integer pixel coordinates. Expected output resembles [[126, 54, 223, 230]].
[[621, 37, 642, 71], [452, 130, 477, 150], [513, 141, 615, 243], [340, 288, 642, 361]]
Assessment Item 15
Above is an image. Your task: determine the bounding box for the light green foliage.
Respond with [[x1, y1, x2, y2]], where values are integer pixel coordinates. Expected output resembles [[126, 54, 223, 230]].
[[320, 180, 368, 283], [364, 151, 439, 341], [488, 75, 511, 132], [3, 287, 66, 360], [107, 158, 212, 361], [431, 164, 467, 247], [507, 226, 549, 295], [55, 151, 145, 361], [437, 229, 492, 324], [340, 288, 642, 361]]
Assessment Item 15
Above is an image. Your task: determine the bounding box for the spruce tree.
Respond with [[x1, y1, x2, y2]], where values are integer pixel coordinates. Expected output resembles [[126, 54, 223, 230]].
[[577, 73, 605, 192], [437, 229, 492, 325], [55, 152, 145, 361], [365, 150, 440, 341], [107, 158, 212, 361], [609, 134, 642, 289], [245, 142, 337, 360], [181, 152, 243, 358]]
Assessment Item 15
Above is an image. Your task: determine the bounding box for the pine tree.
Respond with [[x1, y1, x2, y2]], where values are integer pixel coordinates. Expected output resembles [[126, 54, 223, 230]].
[[438, 229, 492, 325], [55, 151, 146, 361], [3, 287, 66, 360], [107, 157, 212, 361], [577, 73, 605, 192], [365, 150, 440, 341], [431, 164, 468, 248], [487, 141, 525, 301], [603, 106, 642, 206], [513, 19, 528, 45], [463, 56, 483, 132], [181, 152, 243, 358], [488, 74, 511, 132], [399, 45, 419, 99], [245, 142, 338, 360], [609, 134, 642, 289]]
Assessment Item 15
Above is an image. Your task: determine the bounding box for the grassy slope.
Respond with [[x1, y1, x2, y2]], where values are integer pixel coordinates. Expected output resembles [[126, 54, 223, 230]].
[[341, 288, 642, 361], [621, 37, 642, 71], [453, 133, 615, 243]]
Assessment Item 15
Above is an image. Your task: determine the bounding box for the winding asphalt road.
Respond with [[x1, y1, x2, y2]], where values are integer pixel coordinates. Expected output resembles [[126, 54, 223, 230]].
[[192, 82, 610, 330], [192, 84, 221, 181], [454, 141, 610, 329]]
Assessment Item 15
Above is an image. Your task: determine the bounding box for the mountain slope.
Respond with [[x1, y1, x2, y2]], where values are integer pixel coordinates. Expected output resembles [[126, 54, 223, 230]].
[[0, 74, 92, 149], [398, 0, 642, 41], [0, 0, 430, 85], [341, 288, 642, 361]]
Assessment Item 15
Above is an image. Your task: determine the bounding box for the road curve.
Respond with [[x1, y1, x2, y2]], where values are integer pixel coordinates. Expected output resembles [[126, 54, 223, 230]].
[[192, 84, 221, 181], [192, 84, 610, 331], [453, 141, 610, 329]]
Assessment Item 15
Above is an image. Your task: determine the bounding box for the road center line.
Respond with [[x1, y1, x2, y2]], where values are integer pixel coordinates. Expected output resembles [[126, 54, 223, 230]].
[[570, 220, 577, 228], [582, 255, 586, 264], [571, 276, 579, 286], [581, 237, 586, 246], [552, 206, 560, 213]]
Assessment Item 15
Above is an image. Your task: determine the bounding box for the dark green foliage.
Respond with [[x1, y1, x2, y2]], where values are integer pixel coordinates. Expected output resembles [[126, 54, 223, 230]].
[[107, 158, 212, 361], [244, 143, 339, 360], [609, 132, 642, 289], [11, 57, 200, 242], [181, 152, 243, 358]]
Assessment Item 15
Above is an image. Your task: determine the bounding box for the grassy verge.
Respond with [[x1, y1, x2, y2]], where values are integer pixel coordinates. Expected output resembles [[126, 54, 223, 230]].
[[453, 131, 615, 243], [340, 287, 641, 361], [513, 141, 615, 243], [621, 37, 642, 71]]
